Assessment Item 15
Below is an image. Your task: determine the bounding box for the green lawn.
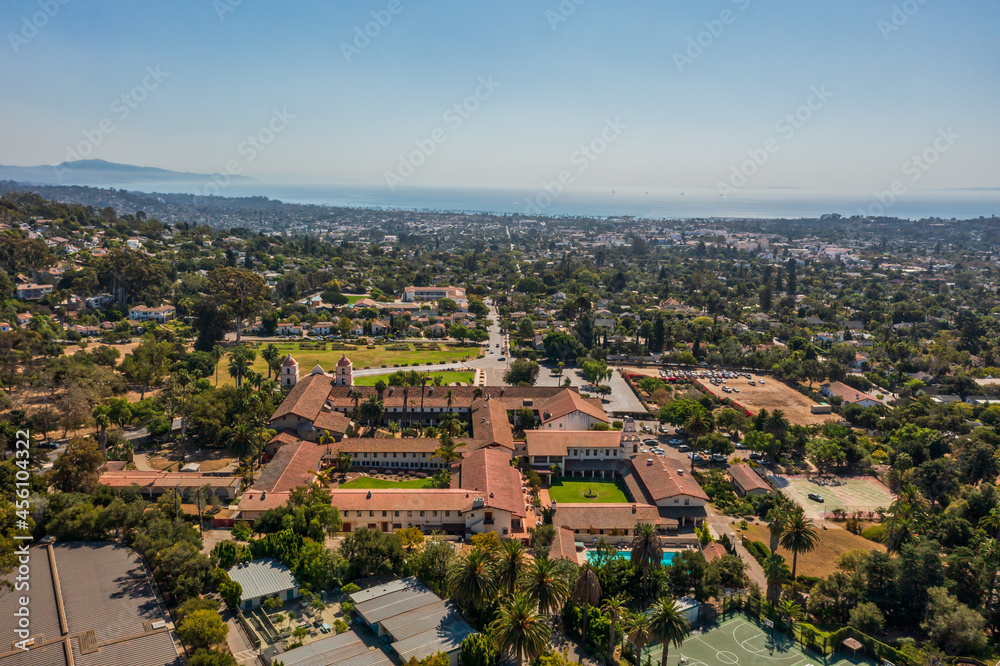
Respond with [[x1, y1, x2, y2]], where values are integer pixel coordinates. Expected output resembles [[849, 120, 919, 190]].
[[548, 478, 629, 503], [339, 477, 434, 489], [343, 293, 369, 304], [352, 371, 474, 386], [217, 343, 479, 387]]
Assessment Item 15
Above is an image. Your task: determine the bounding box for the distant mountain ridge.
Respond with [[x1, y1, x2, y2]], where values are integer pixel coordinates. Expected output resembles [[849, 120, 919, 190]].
[[0, 159, 254, 187]]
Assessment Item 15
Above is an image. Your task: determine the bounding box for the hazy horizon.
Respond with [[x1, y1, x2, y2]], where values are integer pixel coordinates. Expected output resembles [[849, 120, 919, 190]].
[[3, 1, 998, 196]]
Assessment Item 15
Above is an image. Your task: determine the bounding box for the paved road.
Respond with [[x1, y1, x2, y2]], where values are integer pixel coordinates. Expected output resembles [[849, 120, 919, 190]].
[[533, 363, 648, 415]]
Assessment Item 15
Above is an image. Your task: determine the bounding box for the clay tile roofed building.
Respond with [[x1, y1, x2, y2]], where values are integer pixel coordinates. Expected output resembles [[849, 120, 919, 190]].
[[628, 457, 709, 504], [728, 463, 771, 497], [251, 439, 325, 494], [455, 447, 524, 516], [701, 542, 728, 563], [524, 430, 621, 458], [538, 390, 609, 429]]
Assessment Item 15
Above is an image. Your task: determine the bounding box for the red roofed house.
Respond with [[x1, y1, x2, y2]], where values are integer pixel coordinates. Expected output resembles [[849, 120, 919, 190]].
[[729, 463, 771, 497]]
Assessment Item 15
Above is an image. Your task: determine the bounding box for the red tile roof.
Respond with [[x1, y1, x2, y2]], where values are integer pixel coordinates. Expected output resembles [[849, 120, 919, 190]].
[[628, 458, 709, 502], [552, 503, 661, 531], [538, 390, 609, 424], [252, 440, 325, 493], [272, 373, 335, 421], [524, 430, 621, 457], [728, 463, 771, 493], [456, 447, 525, 517], [701, 542, 727, 563]]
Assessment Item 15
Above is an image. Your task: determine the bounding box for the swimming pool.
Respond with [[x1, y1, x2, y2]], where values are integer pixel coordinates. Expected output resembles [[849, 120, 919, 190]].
[[586, 550, 676, 566]]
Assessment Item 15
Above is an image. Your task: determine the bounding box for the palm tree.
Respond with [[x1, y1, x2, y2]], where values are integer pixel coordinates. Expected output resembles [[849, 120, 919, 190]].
[[778, 598, 803, 642], [571, 562, 602, 641], [360, 395, 384, 434], [418, 373, 431, 429], [779, 511, 819, 580], [631, 522, 662, 600], [446, 389, 454, 412], [625, 609, 653, 666], [439, 411, 465, 437], [489, 593, 551, 666], [211, 345, 224, 386], [980, 507, 1000, 540], [496, 539, 528, 596], [649, 596, 691, 666], [308, 466, 337, 488], [261, 343, 280, 379], [402, 383, 411, 428], [92, 405, 110, 452], [763, 553, 789, 605], [886, 484, 925, 554], [228, 421, 255, 462], [765, 409, 790, 441], [602, 595, 627, 665], [518, 557, 573, 615], [766, 507, 788, 553], [374, 379, 387, 402], [434, 431, 465, 465], [448, 547, 498, 612], [683, 411, 712, 465]]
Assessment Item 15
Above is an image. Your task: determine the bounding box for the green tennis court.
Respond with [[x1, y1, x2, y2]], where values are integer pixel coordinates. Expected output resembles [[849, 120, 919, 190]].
[[642, 616, 871, 666]]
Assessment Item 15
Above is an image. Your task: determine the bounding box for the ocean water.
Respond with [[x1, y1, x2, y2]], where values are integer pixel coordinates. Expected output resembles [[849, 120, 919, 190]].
[[112, 180, 1000, 220]]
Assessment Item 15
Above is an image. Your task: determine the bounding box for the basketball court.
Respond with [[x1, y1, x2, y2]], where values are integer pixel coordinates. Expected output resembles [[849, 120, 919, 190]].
[[642, 615, 871, 666]]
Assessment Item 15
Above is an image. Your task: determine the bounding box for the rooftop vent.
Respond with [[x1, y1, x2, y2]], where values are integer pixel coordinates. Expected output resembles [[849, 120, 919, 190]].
[[366, 491, 372, 499]]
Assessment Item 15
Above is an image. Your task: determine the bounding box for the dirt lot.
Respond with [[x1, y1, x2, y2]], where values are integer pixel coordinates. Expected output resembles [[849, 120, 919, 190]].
[[735, 521, 882, 578], [625, 367, 837, 427]]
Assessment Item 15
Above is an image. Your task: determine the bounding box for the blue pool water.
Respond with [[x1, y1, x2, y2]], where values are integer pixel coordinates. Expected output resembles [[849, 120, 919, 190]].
[[586, 550, 676, 566]]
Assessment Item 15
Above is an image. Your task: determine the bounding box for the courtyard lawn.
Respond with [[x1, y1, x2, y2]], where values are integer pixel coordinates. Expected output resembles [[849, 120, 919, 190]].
[[548, 478, 629, 503], [216, 342, 479, 387], [339, 477, 434, 489], [343, 293, 369, 304], [352, 371, 474, 386]]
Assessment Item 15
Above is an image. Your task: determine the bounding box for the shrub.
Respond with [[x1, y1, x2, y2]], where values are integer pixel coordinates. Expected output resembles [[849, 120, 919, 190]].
[[849, 602, 886, 635], [861, 524, 886, 544]]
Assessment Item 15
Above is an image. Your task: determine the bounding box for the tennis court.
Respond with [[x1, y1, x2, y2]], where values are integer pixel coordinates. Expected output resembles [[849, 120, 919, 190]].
[[643, 616, 871, 666], [773, 476, 892, 520]]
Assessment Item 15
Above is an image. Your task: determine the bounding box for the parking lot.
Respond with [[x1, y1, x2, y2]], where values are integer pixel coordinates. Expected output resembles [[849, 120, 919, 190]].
[[630, 366, 839, 427]]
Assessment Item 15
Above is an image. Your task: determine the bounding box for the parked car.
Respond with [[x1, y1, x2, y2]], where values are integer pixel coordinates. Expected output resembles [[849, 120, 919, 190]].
[[678, 444, 691, 452], [749, 452, 762, 460], [668, 438, 683, 446], [643, 439, 658, 446], [808, 493, 825, 502], [711, 453, 728, 463]]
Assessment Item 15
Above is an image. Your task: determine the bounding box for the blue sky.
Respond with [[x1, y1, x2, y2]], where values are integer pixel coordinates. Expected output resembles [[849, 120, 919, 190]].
[[2, 0, 998, 191]]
